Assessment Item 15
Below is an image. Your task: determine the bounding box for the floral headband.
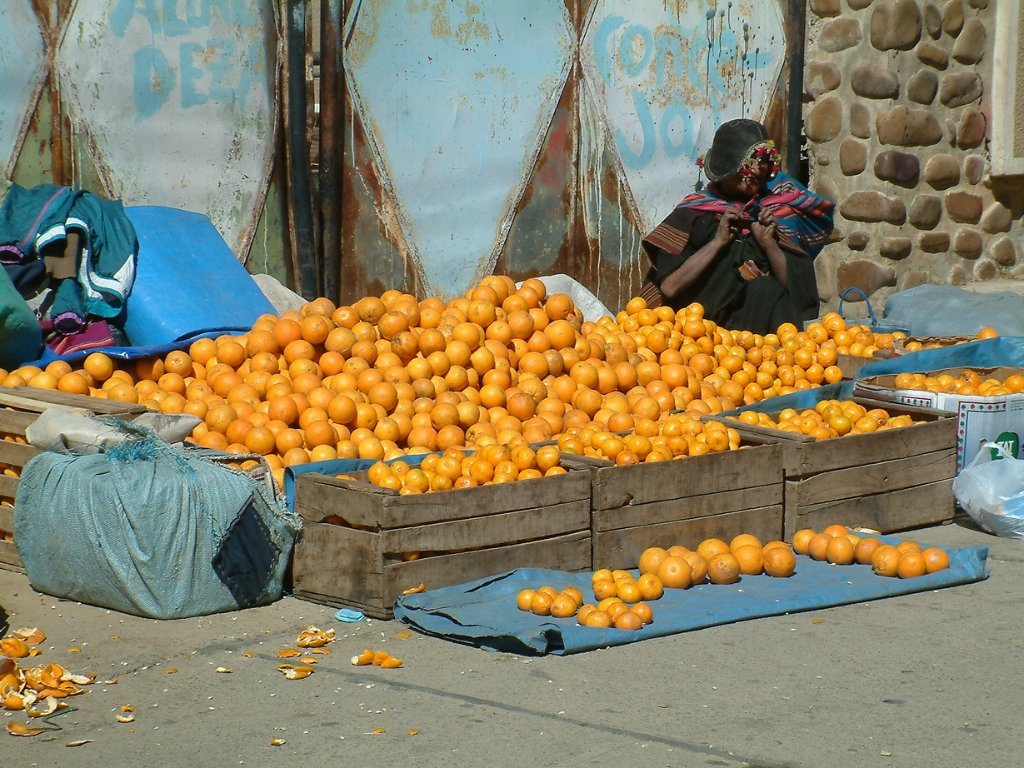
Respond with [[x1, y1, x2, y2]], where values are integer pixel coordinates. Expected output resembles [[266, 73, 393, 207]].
[[697, 140, 780, 179]]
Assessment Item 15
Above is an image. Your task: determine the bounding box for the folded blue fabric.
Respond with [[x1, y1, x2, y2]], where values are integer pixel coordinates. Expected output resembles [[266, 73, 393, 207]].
[[394, 536, 989, 656]]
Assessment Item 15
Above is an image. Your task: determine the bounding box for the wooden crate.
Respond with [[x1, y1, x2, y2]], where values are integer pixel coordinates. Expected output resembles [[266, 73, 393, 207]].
[[715, 399, 957, 538], [292, 466, 593, 618], [837, 350, 895, 380], [0, 386, 149, 573], [571, 440, 785, 571]]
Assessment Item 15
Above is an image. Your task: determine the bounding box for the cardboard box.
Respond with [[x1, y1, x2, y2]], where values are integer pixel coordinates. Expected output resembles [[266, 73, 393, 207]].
[[0, 386, 150, 572], [837, 350, 895, 380], [713, 399, 958, 538], [566, 440, 784, 571], [854, 367, 1024, 472], [292, 465, 592, 618]]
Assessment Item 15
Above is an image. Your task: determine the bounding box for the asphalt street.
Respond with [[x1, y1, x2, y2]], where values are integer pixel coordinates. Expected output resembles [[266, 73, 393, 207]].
[[2, 518, 1020, 768]]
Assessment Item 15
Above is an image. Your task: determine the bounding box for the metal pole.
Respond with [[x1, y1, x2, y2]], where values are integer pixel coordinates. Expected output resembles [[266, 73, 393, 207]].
[[285, 0, 319, 299], [319, 0, 344, 303]]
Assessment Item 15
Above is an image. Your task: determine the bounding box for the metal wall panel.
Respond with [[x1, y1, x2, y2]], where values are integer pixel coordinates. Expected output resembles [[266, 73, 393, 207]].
[[0, 1, 47, 177], [335, 0, 788, 309]]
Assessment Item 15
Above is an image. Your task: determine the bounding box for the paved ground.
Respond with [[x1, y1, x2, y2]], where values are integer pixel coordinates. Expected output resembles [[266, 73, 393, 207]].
[[2, 518, 1021, 768]]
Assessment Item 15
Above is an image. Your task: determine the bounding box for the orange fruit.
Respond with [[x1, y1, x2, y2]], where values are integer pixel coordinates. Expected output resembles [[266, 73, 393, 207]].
[[822, 523, 848, 538], [613, 610, 643, 631], [681, 551, 708, 584], [83, 352, 115, 382], [616, 580, 642, 604], [529, 592, 553, 616], [791, 528, 816, 555], [732, 544, 763, 575], [630, 602, 653, 625], [825, 535, 855, 565], [576, 604, 597, 624], [730, 533, 763, 552], [696, 538, 730, 562], [638, 546, 669, 575], [656, 556, 692, 589], [516, 589, 536, 611], [706, 552, 741, 584], [896, 551, 927, 579], [854, 537, 882, 565], [807, 533, 833, 561], [583, 610, 612, 628], [871, 544, 901, 577], [636, 573, 664, 601], [549, 594, 579, 618], [763, 547, 796, 578], [896, 540, 921, 554], [921, 547, 950, 573]]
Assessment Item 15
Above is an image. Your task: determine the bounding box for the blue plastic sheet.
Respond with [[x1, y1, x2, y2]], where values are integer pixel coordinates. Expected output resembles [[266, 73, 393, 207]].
[[121, 206, 276, 346], [394, 536, 989, 656]]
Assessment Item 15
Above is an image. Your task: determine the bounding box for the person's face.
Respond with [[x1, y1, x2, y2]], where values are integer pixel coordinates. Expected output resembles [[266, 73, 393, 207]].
[[715, 159, 770, 201]]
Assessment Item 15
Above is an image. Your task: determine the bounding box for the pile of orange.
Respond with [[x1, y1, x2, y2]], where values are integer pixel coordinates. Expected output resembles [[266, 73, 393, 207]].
[[554, 413, 741, 465], [729, 399, 921, 439], [0, 280, 955, 490], [893, 370, 1024, 397], [792, 524, 949, 577], [900, 326, 999, 352], [515, 584, 585, 618], [804, 312, 903, 359], [362, 443, 564, 494]]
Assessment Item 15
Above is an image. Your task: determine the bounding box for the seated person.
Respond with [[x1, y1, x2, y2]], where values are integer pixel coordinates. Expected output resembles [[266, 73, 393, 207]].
[[641, 119, 835, 335]]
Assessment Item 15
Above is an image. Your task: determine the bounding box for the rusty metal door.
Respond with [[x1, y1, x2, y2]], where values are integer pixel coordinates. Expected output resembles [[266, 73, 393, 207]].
[[325, 0, 794, 310]]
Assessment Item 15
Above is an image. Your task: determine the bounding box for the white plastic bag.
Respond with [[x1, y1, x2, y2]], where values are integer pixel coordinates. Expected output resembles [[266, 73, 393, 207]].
[[952, 442, 1024, 539]]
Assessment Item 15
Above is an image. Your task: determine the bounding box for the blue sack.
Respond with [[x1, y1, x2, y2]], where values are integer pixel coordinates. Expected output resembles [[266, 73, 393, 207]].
[[14, 424, 301, 619]]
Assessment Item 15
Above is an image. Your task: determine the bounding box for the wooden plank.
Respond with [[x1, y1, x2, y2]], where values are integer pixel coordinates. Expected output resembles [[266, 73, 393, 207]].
[[586, 443, 783, 510], [593, 506, 784, 571], [0, 411, 39, 434], [784, 479, 955, 538], [382, 531, 592, 607], [0, 539, 23, 573], [291, 524, 383, 607], [0, 476, 19, 500], [382, 500, 589, 554], [290, 588, 393, 619], [787, 447, 956, 507], [592, 483, 783, 532], [782, 418, 955, 476], [0, 386, 148, 415], [296, 469, 590, 528], [0, 505, 13, 532], [0, 441, 37, 466]]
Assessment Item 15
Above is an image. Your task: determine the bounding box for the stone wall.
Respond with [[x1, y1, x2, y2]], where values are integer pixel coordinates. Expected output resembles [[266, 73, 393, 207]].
[[804, 0, 1021, 311]]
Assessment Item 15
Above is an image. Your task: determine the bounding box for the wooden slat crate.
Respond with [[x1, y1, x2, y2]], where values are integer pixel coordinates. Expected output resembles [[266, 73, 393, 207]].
[[0, 386, 149, 572], [714, 399, 957, 539], [569, 440, 785, 572], [292, 465, 593, 618]]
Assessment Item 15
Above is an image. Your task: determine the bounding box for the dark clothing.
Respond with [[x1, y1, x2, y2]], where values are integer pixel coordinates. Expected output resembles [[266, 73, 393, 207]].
[[641, 173, 834, 335]]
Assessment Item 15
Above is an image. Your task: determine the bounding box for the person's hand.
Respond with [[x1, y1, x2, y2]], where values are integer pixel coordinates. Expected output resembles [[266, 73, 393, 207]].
[[751, 207, 778, 248], [713, 209, 742, 247]]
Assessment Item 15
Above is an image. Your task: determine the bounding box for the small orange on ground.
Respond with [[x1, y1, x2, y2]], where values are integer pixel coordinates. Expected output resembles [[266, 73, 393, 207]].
[[656, 556, 692, 589], [637, 573, 664, 601], [614, 611, 643, 631], [763, 547, 797, 578], [696, 537, 731, 561], [583, 610, 612, 628], [730, 533, 762, 551], [855, 537, 882, 565], [825, 535, 856, 565], [896, 550, 927, 579], [871, 544, 901, 577], [529, 592, 553, 616], [921, 547, 950, 573], [616, 580, 642, 604], [706, 552, 741, 584], [791, 528, 816, 555], [822, 523, 848, 538], [638, 546, 669, 575], [516, 589, 536, 611], [807, 533, 833, 561], [732, 544, 763, 575], [549, 594, 579, 618], [576, 604, 597, 624], [896, 540, 922, 554], [681, 551, 708, 584]]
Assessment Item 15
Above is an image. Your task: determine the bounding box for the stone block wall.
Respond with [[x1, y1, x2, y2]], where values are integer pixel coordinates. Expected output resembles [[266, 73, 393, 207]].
[[803, 0, 1021, 310]]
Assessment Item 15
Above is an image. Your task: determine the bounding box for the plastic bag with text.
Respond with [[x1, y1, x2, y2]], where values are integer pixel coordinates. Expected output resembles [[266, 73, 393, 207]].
[[952, 442, 1024, 539]]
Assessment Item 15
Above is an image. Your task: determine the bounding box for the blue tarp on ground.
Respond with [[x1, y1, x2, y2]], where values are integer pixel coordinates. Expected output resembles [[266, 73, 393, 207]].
[[393, 535, 989, 656]]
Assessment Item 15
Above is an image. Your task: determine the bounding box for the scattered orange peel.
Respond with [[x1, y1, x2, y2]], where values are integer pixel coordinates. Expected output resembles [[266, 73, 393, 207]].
[[276, 648, 301, 658], [402, 583, 426, 595], [295, 626, 335, 648], [7, 721, 47, 737], [12, 627, 46, 645], [351, 648, 403, 668], [277, 664, 315, 680]]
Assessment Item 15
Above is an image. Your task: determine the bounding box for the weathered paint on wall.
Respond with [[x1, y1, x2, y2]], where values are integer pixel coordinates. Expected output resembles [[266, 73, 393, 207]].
[[335, 0, 788, 309], [580, 0, 784, 233], [55, 0, 280, 255], [343, 0, 576, 300], [0, 0, 46, 177]]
